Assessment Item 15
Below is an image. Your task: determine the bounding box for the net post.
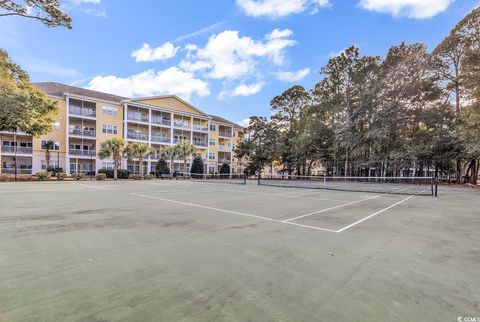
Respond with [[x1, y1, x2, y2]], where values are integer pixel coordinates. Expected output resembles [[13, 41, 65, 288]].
[[431, 177, 434, 196], [257, 173, 261, 186], [243, 173, 246, 185], [434, 178, 438, 197]]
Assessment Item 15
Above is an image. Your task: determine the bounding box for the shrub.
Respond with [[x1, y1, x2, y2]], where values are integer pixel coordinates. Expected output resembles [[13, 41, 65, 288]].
[[98, 168, 130, 179], [130, 174, 143, 180], [19, 174, 35, 181], [144, 174, 154, 180], [155, 159, 170, 178], [36, 171, 51, 181], [219, 163, 230, 175], [71, 173, 85, 181], [47, 166, 64, 175], [190, 156, 204, 178], [96, 173, 106, 181], [0, 174, 9, 181], [57, 173, 67, 180]]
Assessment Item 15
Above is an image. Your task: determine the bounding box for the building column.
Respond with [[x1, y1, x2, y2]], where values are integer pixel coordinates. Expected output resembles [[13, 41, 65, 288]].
[[65, 95, 71, 174]]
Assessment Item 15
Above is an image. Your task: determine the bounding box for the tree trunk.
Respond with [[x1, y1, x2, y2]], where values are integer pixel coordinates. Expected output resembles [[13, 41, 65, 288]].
[[139, 156, 144, 177], [470, 159, 477, 185], [45, 150, 50, 170], [114, 165, 118, 181], [170, 157, 174, 174]]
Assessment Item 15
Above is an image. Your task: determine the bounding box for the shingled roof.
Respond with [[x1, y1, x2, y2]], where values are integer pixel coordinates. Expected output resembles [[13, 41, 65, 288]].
[[209, 114, 243, 129], [32, 82, 126, 103]]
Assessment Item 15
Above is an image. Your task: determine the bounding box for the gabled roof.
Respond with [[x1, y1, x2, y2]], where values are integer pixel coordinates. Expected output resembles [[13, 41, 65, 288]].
[[127, 95, 210, 117], [32, 82, 126, 103], [209, 114, 244, 130]]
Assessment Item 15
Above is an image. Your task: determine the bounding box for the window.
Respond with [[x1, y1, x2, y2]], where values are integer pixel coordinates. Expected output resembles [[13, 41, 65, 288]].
[[41, 160, 59, 170], [53, 121, 60, 131], [102, 105, 118, 116], [41, 140, 60, 150], [102, 124, 118, 135], [209, 124, 216, 131], [209, 138, 215, 146], [208, 152, 215, 160], [208, 166, 216, 174], [102, 162, 114, 169], [233, 131, 236, 137]]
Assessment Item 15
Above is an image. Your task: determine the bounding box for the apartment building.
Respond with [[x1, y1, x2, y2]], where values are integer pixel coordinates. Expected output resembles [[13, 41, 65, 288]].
[[0, 82, 244, 175]]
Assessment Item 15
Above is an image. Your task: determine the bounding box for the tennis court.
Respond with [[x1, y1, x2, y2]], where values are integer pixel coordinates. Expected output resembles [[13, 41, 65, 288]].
[[1, 179, 479, 321]]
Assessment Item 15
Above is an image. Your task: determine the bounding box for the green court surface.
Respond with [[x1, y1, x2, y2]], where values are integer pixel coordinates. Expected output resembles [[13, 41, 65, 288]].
[[0, 180, 479, 321]]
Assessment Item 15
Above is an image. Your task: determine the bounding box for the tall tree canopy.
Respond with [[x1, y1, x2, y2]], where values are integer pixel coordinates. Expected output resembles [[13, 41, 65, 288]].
[[0, 49, 58, 136], [0, 0, 72, 28]]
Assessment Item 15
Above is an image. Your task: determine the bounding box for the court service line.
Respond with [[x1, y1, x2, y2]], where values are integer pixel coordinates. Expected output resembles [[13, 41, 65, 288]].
[[76, 183, 109, 190], [336, 194, 416, 233], [283, 194, 385, 222], [130, 193, 338, 233]]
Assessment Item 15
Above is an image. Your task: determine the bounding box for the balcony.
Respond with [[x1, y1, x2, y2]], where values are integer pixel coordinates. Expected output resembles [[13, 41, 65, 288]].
[[127, 112, 149, 123], [69, 149, 96, 157], [151, 134, 170, 143], [173, 121, 191, 129], [127, 132, 148, 141], [173, 138, 191, 144], [193, 141, 208, 147], [193, 124, 208, 132], [1, 168, 32, 174], [218, 144, 232, 151], [152, 117, 171, 126], [69, 129, 96, 138], [1, 146, 32, 154], [218, 159, 231, 165], [69, 106, 96, 118], [219, 131, 232, 138]]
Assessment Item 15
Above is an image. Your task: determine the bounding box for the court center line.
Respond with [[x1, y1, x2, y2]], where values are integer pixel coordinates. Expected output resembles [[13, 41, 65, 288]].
[[130, 192, 338, 233], [336, 194, 417, 233], [283, 194, 385, 222]]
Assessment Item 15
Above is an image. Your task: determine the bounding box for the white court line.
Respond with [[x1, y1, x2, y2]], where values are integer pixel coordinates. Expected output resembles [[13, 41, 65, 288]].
[[76, 183, 109, 190], [336, 194, 416, 232], [130, 192, 338, 233], [283, 194, 385, 222]]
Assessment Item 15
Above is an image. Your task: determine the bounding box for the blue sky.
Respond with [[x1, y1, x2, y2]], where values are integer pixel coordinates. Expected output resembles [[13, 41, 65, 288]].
[[1, 0, 478, 125]]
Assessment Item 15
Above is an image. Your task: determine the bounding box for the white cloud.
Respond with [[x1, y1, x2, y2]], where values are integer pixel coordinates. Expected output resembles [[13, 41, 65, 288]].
[[174, 21, 225, 42], [84, 8, 108, 17], [238, 118, 251, 127], [87, 67, 210, 100], [277, 68, 310, 81], [236, 0, 329, 18], [219, 82, 265, 98], [182, 29, 295, 80], [358, 0, 453, 19], [131, 42, 180, 62], [23, 59, 82, 79], [72, 0, 101, 4]]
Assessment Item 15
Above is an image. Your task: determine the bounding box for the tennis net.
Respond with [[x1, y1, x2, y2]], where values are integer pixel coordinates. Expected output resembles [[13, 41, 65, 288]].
[[188, 173, 247, 185], [258, 175, 438, 196]]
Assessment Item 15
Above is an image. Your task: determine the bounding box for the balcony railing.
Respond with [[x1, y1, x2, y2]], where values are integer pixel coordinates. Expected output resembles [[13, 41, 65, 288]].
[[1, 146, 32, 154], [127, 132, 148, 141], [69, 129, 96, 137], [193, 124, 208, 132], [1, 168, 32, 174], [152, 118, 171, 126], [69, 149, 96, 156], [219, 145, 232, 151], [173, 138, 190, 144], [127, 113, 149, 123], [151, 135, 170, 143], [193, 141, 208, 147], [69, 106, 96, 118], [173, 121, 191, 129], [219, 131, 232, 138]]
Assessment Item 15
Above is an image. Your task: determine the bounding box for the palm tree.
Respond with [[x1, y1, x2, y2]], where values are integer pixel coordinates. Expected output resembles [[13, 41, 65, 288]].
[[160, 145, 178, 175], [126, 142, 152, 177], [43, 140, 55, 171], [175, 141, 196, 174], [98, 138, 127, 180]]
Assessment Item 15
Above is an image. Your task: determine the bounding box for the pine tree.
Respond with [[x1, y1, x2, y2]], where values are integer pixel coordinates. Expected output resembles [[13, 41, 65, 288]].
[[155, 159, 170, 178], [190, 156, 204, 178]]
